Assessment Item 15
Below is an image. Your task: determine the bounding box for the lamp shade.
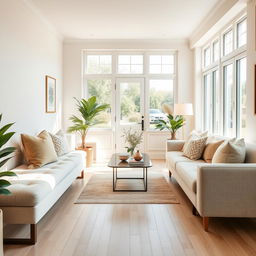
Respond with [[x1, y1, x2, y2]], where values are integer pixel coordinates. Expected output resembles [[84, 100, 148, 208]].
[[174, 103, 193, 116]]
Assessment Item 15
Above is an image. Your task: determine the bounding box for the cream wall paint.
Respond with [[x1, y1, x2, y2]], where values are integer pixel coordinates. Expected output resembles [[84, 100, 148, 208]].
[[0, 0, 63, 168], [63, 39, 195, 136]]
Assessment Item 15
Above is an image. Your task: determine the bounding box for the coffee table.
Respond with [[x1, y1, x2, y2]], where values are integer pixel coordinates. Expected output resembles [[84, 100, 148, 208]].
[[108, 153, 152, 192]]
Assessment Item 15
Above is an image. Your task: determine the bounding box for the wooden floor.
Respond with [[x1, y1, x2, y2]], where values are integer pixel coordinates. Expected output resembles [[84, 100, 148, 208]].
[[4, 160, 256, 256]]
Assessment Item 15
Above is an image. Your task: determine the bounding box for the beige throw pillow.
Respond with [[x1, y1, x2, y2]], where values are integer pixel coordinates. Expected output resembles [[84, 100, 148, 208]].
[[21, 130, 58, 168], [212, 138, 246, 163], [183, 136, 208, 160], [50, 130, 70, 156], [182, 130, 208, 152], [203, 140, 224, 163]]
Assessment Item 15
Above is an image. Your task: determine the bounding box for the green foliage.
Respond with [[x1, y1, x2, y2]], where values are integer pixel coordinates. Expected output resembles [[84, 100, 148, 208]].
[[0, 114, 17, 195], [122, 128, 143, 156], [155, 114, 185, 133], [68, 97, 110, 148]]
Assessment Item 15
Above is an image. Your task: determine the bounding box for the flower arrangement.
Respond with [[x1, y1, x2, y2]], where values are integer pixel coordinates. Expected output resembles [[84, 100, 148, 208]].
[[122, 128, 143, 156]]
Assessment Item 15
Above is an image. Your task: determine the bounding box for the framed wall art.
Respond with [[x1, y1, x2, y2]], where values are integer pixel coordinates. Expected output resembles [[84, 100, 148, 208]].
[[45, 75, 56, 113]]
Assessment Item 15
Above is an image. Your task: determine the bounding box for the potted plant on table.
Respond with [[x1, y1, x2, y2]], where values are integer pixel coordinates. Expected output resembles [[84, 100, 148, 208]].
[[122, 128, 143, 157], [0, 114, 17, 255], [154, 104, 185, 140], [67, 96, 110, 149]]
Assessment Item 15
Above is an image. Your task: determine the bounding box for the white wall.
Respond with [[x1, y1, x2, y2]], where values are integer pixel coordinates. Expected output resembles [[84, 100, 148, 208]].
[[63, 39, 194, 159], [0, 0, 63, 168]]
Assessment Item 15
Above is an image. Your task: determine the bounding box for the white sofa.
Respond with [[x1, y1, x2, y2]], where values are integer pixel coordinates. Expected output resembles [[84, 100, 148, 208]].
[[0, 150, 85, 244], [166, 138, 256, 231]]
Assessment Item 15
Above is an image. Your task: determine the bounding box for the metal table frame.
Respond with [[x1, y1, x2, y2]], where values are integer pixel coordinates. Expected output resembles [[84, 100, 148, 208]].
[[112, 166, 148, 192]]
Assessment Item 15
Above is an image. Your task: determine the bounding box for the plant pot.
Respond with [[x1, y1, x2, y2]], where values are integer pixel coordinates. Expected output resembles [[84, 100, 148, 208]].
[[170, 132, 177, 140], [0, 210, 3, 256]]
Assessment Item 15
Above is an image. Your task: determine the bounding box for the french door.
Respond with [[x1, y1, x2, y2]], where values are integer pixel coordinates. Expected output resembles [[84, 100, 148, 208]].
[[115, 78, 145, 153]]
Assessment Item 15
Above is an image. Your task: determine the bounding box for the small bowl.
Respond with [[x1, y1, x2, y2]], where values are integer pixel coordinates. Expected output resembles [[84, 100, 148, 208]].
[[119, 153, 129, 161]]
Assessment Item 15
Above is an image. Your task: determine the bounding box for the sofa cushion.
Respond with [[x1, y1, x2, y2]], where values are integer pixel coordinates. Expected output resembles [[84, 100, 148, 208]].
[[176, 162, 206, 193], [166, 151, 205, 170], [183, 136, 207, 160], [50, 130, 70, 156], [203, 140, 224, 163], [0, 151, 85, 207]]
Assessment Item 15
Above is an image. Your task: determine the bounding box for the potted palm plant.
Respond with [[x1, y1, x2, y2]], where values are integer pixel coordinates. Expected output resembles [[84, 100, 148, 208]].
[[154, 104, 185, 140], [0, 114, 17, 254], [67, 96, 110, 149]]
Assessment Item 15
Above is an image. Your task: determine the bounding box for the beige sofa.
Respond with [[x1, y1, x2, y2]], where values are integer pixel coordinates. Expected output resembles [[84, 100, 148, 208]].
[[166, 138, 256, 231], [0, 150, 85, 244]]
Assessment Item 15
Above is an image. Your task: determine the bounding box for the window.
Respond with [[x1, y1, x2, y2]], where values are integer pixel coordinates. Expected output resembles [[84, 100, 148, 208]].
[[118, 55, 143, 74], [237, 19, 247, 48], [204, 47, 211, 67], [236, 57, 246, 137], [223, 63, 236, 137], [86, 55, 112, 74], [86, 79, 112, 128], [213, 40, 219, 62], [203, 74, 212, 132], [149, 55, 174, 74], [149, 79, 174, 129], [223, 30, 233, 56]]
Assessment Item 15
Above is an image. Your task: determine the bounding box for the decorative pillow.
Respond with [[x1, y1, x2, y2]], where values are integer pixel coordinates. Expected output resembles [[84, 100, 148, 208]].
[[203, 140, 224, 163], [50, 130, 70, 156], [21, 130, 58, 168], [212, 138, 246, 163], [182, 130, 208, 152], [183, 136, 208, 160]]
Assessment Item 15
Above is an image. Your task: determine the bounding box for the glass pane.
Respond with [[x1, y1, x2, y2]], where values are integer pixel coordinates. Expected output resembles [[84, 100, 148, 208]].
[[150, 55, 161, 64], [118, 55, 130, 64], [131, 64, 143, 74], [162, 65, 174, 74], [118, 64, 130, 74], [149, 79, 174, 129], [237, 57, 247, 137], [149, 64, 161, 74], [213, 41, 219, 62], [237, 19, 247, 48], [223, 64, 235, 137], [86, 55, 112, 74], [204, 74, 212, 132], [212, 70, 219, 134], [204, 48, 211, 67], [131, 55, 143, 64], [223, 30, 233, 56], [162, 55, 174, 64], [120, 82, 141, 125], [87, 79, 112, 128]]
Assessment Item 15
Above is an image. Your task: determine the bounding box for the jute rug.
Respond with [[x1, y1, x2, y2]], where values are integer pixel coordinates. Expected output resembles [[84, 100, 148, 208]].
[[75, 171, 179, 204]]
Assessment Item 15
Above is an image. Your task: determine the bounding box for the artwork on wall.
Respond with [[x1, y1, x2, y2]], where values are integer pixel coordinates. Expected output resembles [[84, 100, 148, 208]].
[[45, 76, 56, 113]]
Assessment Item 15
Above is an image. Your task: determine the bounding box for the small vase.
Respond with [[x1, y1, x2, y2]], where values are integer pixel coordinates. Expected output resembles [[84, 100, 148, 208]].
[[170, 132, 177, 140], [133, 150, 143, 161]]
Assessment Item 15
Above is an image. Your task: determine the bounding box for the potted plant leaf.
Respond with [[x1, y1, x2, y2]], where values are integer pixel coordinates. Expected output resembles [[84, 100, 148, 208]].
[[122, 128, 143, 156], [154, 104, 185, 140], [67, 96, 110, 149], [0, 114, 17, 254]]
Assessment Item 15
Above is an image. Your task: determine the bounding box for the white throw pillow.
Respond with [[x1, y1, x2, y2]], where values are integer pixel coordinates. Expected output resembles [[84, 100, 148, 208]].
[[212, 138, 246, 163], [182, 130, 208, 152], [50, 130, 70, 156], [183, 136, 208, 160]]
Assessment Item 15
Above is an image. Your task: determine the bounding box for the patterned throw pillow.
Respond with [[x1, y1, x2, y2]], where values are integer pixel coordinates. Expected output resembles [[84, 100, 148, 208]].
[[50, 130, 70, 157], [183, 136, 208, 160], [182, 130, 208, 152]]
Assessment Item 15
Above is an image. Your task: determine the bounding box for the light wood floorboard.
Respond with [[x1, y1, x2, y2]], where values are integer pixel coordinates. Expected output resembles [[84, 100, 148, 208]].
[[3, 160, 256, 256]]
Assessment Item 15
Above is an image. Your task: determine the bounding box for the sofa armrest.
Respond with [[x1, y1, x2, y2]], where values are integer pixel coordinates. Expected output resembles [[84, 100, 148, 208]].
[[197, 164, 256, 217], [166, 140, 185, 152]]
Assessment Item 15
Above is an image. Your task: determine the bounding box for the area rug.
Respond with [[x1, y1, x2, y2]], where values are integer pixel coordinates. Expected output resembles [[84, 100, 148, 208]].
[[75, 171, 179, 204]]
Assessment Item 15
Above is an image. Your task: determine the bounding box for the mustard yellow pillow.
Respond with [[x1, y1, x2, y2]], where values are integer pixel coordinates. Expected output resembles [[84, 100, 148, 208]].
[[21, 130, 57, 168], [203, 140, 224, 163]]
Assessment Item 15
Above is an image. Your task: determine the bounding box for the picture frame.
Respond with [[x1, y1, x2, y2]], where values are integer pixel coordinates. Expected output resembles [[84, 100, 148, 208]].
[[45, 75, 56, 113]]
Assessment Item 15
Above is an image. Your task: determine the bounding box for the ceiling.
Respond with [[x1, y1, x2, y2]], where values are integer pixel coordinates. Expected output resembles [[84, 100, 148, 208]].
[[31, 0, 221, 40]]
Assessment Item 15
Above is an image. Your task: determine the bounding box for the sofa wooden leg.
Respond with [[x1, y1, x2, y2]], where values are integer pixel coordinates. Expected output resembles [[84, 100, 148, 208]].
[[77, 170, 84, 179], [169, 170, 172, 178], [192, 205, 199, 216], [4, 224, 37, 245], [203, 217, 209, 231]]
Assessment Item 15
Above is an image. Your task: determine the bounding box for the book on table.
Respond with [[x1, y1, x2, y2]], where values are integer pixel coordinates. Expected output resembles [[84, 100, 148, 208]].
[[128, 157, 144, 166]]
